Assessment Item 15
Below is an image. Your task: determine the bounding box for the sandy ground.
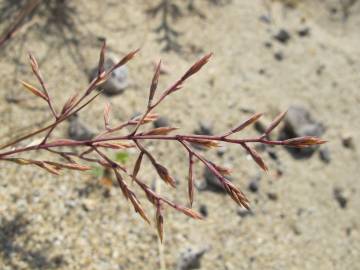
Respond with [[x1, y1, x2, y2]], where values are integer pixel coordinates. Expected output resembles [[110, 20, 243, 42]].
[[0, 0, 360, 269]]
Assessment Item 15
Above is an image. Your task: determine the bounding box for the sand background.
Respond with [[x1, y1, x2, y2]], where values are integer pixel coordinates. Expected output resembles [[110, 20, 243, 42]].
[[0, 0, 359, 269]]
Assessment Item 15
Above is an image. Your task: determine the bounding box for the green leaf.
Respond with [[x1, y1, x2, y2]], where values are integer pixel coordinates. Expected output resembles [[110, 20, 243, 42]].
[[115, 151, 129, 164]]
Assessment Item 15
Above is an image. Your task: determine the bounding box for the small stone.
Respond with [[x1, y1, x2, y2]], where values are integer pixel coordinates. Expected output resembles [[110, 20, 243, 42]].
[[297, 27, 310, 37], [316, 65, 325, 76], [68, 114, 95, 141], [248, 180, 259, 193], [319, 147, 331, 163], [342, 134, 354, 149], [176, 247, 209, 270], [333, 187, 348, 209], [153, 116, 170, 128], [90, 54, 129, 96], [264, 41, 272, 48], [273, 29, 291, 44], [274, 51, 284, 61], [291, 223, 302, 235], [259, 15, 271, 24], [267, 192, 278, 201], [195, 120, 214, 136], [267, 148, 278, 161], [199, 204, 208, 217], [258, 68, 266, 75], [216, 145, 227, 157]]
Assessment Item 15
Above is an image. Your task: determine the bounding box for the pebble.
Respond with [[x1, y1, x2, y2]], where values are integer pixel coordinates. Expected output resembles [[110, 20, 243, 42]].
[[273, 29, 291, 44], [153, 116, 170, 128], [333, 187, 348, 209], [248, 180, 259, 193], [176, 247, 209, 270], [319, 147, 331, 163], [291, 222, 302, 235], [267, 148, 279, 161], [90, 55, 129, 96], [342, 134, 355, 149], [216, 145, 227, 157], [194, 120, 214, 136], [267, 192, 278, 201], [68, 115, 95, 141], [274, 51, 284, 61], [199, 204, 208, 217], [259, 14, 271, 24], [298, 27, 310, 37], [264, 41, 272, 48]]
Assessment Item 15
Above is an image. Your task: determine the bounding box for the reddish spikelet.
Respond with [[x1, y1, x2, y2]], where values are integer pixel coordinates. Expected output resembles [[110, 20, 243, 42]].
[[28, 52, 40, 75], [175, 204, 203, 219], [45, 162, 91, 171], [98, 40, 106, 77], [129, 193, 150, 224], [154, 163, 176, 187], [149, 60, 161, 107], [230, 112, 263, 134], [209, 161, 232, 176], [5, 158, 34, 165], [265, 111, 287, 135], [61, 93, 78, 115], [103, 102, 111, 129], [37, 162, 61, 175], [283, 136, 326, 148], [114, 48, 140, 69], [132, 113, 159, 124], [181, 53, 213, 81], [223, 179, 250, 209], [132, 152, 144, 183], [156, 201, 164, 242], [187, 139, 219, 149], [114, 170, 130, 199], [242, 143, 268, 172], [188, 154, 194, 206], [141, 127, 177, 136], [20, 80, 47, 101]]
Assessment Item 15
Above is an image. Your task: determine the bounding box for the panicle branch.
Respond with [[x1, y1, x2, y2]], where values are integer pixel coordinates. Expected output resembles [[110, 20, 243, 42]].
[[0, 43, 326, 241]]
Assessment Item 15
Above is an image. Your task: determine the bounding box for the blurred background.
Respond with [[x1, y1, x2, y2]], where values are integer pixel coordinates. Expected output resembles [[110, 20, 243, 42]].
[[0, 0, 359, 269]]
